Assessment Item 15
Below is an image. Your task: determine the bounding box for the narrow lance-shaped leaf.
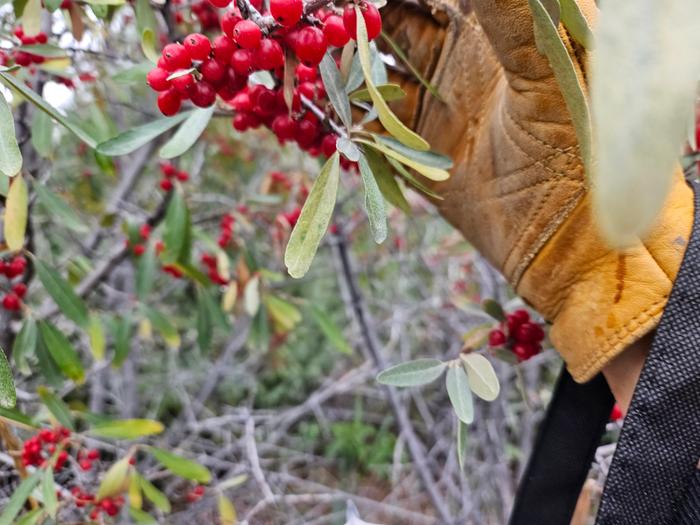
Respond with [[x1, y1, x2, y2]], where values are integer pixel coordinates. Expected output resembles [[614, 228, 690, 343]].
[[30, 109, 54, 158], [372, 134, 453, 169], [144, 306, 181, 348], [0, 471, 41, 525], [96, 111, 193, 156], [560, 0, 594, 49], [149, 447, 212, 484], [35, 260, 89, 328], [136, 241, 157, 300], [38, 321, 85, 383], [0, 91, 22, 176], [87, 313, 106, 361], [364, 147, 411, 214], [218, 494, 237, 525], [356, 139, 449, 181], [320, 53, 352, 130], [376, 358, 446, 387], [461, 353, 500, 401], [0, 347, 16, 408], [284, 153, 340, 279], [349, 84, 406, 103], [446, 365, 474, 424], [457, 421, 468, 469], [37, 386, 74, 430], [97, 457, 130, 501], [159, 106, 214, 159], [12, 317, 37, 376], [163, 190, 190, 264], [4, 176, 27, 251], [42, 467, 58, 518], [89, 418, 164, 439], [589, 0, 700, 246], [138, 474, 171, 512], [357, 153, 388, 244], [33, 183, 89, 233], [355, 6, 429, 151]]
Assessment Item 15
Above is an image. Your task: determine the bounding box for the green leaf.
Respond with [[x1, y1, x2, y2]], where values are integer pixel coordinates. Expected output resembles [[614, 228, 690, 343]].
[[44, 0, 61, 12], [35, 260, 89, 328], [21, 0, 41, 35], [461, 353, 500, 401], [264, 295, 302, 332], [529, 0, 592, 174], [90, 418, 164, 439], [457, 421, 468, 469], [376, 358, 446, 387], [560, 0, 594, 49], [38, 322, 84, 383], [143, 306, 180, 348], [356, 139, 449, 181], [30, 109, 53, 158], [308, 305, 352, 354], [33, 183, 89, 233], [111, 315, 132, 367], [0, 71, 98, 148], [319, 53, 352, 130], [284, 153, 340, 279], [42, 467, 58, 518], [16, 44, 67, 58], [138, 474, 171, 512], [149, 447, 211, 484], [13, 0, 29, 18], [380, 32, 444, 102], [0, 91, 21, 176], [35, 337, 63, 388], [0, 347, 16, 408], [96, 457, 130, 501], [196, 287, 212, 352], [364, 147, 410, 214], [129, 507, 157, 524], [87, 313, 106, 361], [4, 176, 27, 251], [163, 190, 190, 264], [482, 299, 506, 321], [589, 0, 700, 246], [357, 153, 388, 243], [136, 242, 157, 300], [372, 134, 453, 169], [355, 6, 429, 151], [217, 474, 248, 491], [159, 106, 214, 159], [37, 386, 74, 429], [96, 111, 193, 156], [12, 318, 37, 376], [349, 84, 406, 103], [386, 157, 444, 200], [0, 406, 35, 427], [446, 365, 474, 424], [14, 509, 43, 525], [0, 471, 41, 525]]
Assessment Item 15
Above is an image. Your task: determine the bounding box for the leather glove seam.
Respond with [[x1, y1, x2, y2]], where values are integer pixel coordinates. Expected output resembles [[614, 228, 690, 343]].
[[503, 107, 581, 162]]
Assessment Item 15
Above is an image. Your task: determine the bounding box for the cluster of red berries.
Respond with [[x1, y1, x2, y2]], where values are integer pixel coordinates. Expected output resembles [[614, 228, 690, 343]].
[[127, 223, 152, 257], [201, 252, 229, 285], [190, 0, 226, 29], [77, 447, 101, 471], [488, 309, 546, 362], [159, 161, 189, 192], [185, 484, 206, 503], [147, 0, 381, 159], [1, 256, 28, 312], [71, 487, 125, 519], [217, 213, 235, 248], [20, 427, 71, 469], [9, 27, 49, 67]]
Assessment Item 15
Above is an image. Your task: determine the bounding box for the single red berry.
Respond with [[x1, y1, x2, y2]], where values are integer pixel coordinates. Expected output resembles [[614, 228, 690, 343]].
[[190, 81, 217, 107], [162, 43, 191, 70], [157, 90, 182, 116], [133, 244, 146, 256], [160, 178, 174, 191], [320, 133, 338, 157], [175, 12, 184, 23], [488, 329, 507, 347], [176, 170, 189, 182], [230, 48, 255, 75], [512, 342, 538, 362], [160, 161, 177, 177], [207, 0, 230, 8], [506, 314, 522, 335], [221, 9, 243, 38], [36, 32, 48, 44], [79, 459, 93, 471], [89, 509, 100, 520], [200, 58, 226, 84], [12, 282, 27, 298], [296, 118, 319, 149], [295, 63, 317, 83], [271, 115, 297, 142], [230, 90, 253, 112], [270, 0, 303, 27], [343, 1, 382, 41], [233, 20, 262, 49], [183, 33, 211, 61], [295, 26, 328, 66], [512, 309, 530, 324], [170, 71, 195, 95], [213, 35, 236, 63], [323, 15, 350, 48], [254, 38, 284, 70], [515, 322, 545, 344], [14, 51, 32, 67], [610, 404, 624, 422], [147, 67, 171, 91], [139, 224, 151, 240], [2, 293, 21, 311], [87, 449, 100, 460]]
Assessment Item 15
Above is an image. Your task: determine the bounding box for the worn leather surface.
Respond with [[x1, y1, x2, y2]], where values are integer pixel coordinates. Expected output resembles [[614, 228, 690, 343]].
[[381, 0, 694, 381]]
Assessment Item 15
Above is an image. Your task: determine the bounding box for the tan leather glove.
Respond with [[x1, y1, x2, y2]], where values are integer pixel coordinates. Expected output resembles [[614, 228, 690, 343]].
[[381, 0, 694, 382]]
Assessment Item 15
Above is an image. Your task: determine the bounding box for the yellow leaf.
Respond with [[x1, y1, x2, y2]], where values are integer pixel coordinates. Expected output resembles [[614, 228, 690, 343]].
[[222, 282, 238, 313], [218, 494, 237, 525], [96, 457, 130, 501], [356, 139, 449, 181], [87, 314, 106, 361], [128, 472, 143, 509], [4, 176, 27, 251]]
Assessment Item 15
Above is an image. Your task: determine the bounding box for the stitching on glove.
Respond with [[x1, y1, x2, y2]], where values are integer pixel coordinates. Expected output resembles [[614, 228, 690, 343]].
[[503, 109, 581, 162], [495, 146, 578, 184]]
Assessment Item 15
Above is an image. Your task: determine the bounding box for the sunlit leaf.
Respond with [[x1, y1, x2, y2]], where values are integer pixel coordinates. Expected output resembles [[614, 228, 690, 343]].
[[96, 457, 130, 501], [4, 176, 27, 251], [0, 91, 21, 176], [356, 139, 449, 181], [38, 321, 85, 383], [217, 474, 248, 491], [33, 183, 88, 233], [20, 0, 40, 34], [89, 418, 164, 439], [284, 153, 340, 279], [0, 347, 16, 408], [97, 111, 193, 156], [371, 134, 453, 169], [159, 106, 214, 159], [149, 447, 211, 484], [264, 294, 302, 333], [446, 366, 474, 424], [138, 474, 171, 512], [357, 153, 387, 243], [461, 353, 500, 401], [376, 358, 446, 387], [35, 260, 89, 328], [218, 494, 237, 525], [128, 472, 143, 509], [129, 507, 158, 524]]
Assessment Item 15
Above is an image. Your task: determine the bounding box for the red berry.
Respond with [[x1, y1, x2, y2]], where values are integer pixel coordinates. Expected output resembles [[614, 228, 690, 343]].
[[512, 309, 530, 324], [2, 293, 21, 311], [160, 161, 177, 177], [254, 38, 284, 70], [488, 329, 507, 347], [320, 133, 338, 157], [343, 1, 382, 41], [230, 90, 253, 112], [295, 63, 317, 83], [231, 48, 255, 75], [506, 314, 522, 335], [157, 90, 182, 116], [323, 15, 350, 48], [296, 118, 319, 149], [87, 449, 100, 460], [512, 342, 539, 362], [139, 224, 151, 239], [183, 33, 211, 61], [12, 282, 27, 298], [190, 81, 217, 107], [162, 43, 191, 70], [213, 35, 236, 63], [233, 20, 262, 49], [14, 51, 32, 67], [200, 58, 226, 84], [79, 459, 93, 471], [207, 0, 230, 7], [160, 178, 174, 191], [295, 26, 328, 66], [515, 322, 545, 344], [176, 170, 189, 182], [147, 67, 171, 91], [133, 244, 146, 256], [221, 9, 243, 39], [170, 71, 195, 95], [271, 115, 297, 142], [36, 32, 48, 44], [610, 404, 624, 422], [270, 0, 303, 27]]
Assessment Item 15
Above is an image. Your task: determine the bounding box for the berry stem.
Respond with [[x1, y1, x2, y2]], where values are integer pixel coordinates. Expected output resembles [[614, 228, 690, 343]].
[[299, 93, 347, 138], [237, 0, 276, 30]]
